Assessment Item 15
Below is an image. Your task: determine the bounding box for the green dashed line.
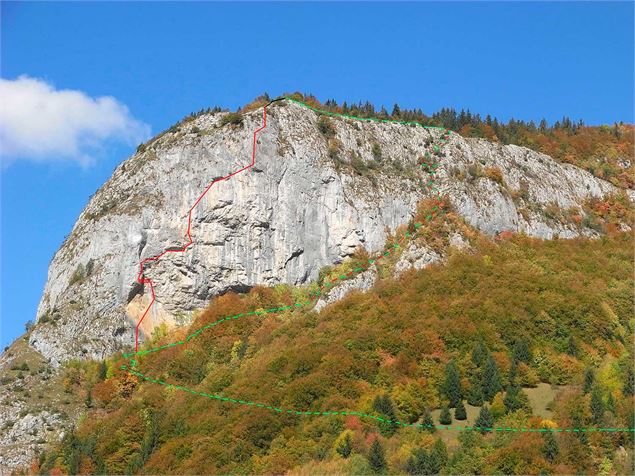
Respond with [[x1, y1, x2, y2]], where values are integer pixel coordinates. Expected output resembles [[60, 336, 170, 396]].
[[127, 367, 635, 433]]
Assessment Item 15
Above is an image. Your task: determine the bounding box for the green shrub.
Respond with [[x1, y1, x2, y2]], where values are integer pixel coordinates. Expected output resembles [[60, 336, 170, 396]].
[[351, 155, 368, 175], [220, 112, 244, 126], [69, 264, 86, 286], [371, 143, 382, 161], [317, 116, 336, 137]]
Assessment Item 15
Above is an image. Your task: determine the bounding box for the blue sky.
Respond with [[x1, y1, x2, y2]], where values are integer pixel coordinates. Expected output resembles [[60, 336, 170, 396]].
[[1, 1, 633, 348]]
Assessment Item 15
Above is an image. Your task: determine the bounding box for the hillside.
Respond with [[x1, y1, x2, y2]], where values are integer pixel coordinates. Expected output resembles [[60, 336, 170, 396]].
[[32, 221, 634, 475], [1, 95, 634, 473]]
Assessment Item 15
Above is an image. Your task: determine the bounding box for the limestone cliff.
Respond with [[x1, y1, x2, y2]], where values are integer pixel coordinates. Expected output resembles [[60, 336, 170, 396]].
[[25, 99, 630, 366]]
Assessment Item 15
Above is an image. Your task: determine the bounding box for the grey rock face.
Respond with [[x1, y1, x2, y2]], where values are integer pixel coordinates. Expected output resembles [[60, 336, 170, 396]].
[[0, 410, 62, 471], [314, 266, 378, 313], [27, 99, 630, 365], [394, 244, 442, 277]]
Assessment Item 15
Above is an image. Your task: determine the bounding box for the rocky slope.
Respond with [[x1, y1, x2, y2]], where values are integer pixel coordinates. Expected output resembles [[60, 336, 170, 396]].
[[22, 98, 631, 367]]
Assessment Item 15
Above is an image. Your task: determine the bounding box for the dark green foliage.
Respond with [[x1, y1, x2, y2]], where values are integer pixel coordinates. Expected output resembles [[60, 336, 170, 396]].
[[503, 385, 529, 413], [439, 405, 452, 425], [566, 334, 579, 357], [99, 361, 108, 381], [483, 355, 502, 402], [367, 438, 387, 473], [623, 370, 634, 396], [336, 432, 352, 458], [467, 375, 484, 406], [442, 360, 463, 407], [220, 112, 244, 126], [475, 405, 493, 434], [60, 428, 81, 475], [373, 394, 398, 437], [406, 448, 429, 475], [583, 367, 595, 394], [405, 442, 446, 476], [422, 409, 435, 433], [431, 438, 448, 470], [406, 446, 446, 475], [454, 400, 467, 420], [508, 361, 518, 386], [512, 340, 532, 364], [542, 432, 559, 462], [590, 386, 605, 424], [606, 392, 616, 415], [471, 340, 488, 367]]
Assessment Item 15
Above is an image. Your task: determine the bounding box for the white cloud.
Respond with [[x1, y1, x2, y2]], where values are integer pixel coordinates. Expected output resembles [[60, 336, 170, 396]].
[[0, 76, 151, 166]]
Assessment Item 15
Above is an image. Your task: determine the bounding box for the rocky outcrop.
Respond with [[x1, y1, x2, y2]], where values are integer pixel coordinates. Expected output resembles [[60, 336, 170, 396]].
[[25, 99, 631, 366]]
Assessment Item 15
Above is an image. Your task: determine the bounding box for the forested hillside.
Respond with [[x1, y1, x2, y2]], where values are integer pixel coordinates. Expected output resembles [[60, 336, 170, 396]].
[[31, 206, 634, 475]]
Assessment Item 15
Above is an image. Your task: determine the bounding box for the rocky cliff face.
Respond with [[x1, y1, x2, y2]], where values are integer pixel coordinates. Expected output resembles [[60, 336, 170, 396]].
[[25, 99, 630, 366]]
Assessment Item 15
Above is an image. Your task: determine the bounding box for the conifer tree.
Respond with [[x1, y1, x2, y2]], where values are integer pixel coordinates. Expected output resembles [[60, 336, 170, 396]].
[[454, 400, 467, 420], [512, 341, 532, 364], [606, 392, 616, 415], [99, 361, 108, 381], [583, 367, 595, 394], [439, 405, 452, 425], [623, 371, 634, 396], [503, 385, 528, 413], [566, 335, 578, 357], [475, 405, 493, 434], [590, 386, 605, 424], [373, 394, 398, 437], [405, 448, 429, 475], [335, 431, 353, 458], [508, 360, 518, 386], [542, 431, 559, 462], [367, 438, 387, 473], [471, 340, 488, 367], [467, 375, 484, 406], [483, 355, 502, 402], [431, 438, 448, 470], [422, 408, 436, 433], [443, 360, 463, 407]]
